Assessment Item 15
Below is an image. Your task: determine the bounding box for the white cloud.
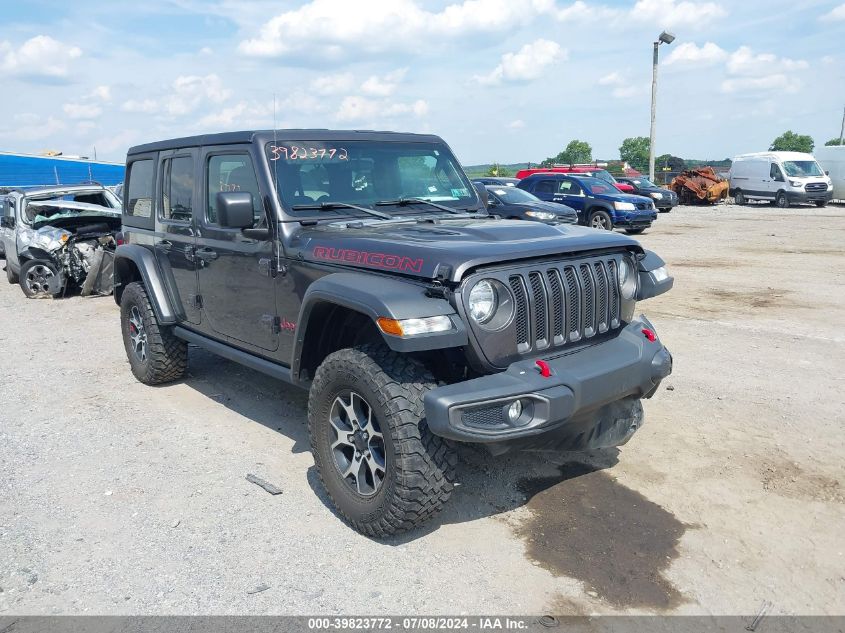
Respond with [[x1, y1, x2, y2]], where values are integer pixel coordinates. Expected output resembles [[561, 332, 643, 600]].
[[63, 103, 103, 120], [0, 113, 66, 141], [360, 68, 408, 97], [309, 72, 355, 96], [665, 42, 728, 66], [87, 85, 112, 101], [726, 46, 808, 76], [598, 71, 642, 98], [93, 130, 141, 155], [335, 96, 428, 122], [508, 119, 526, 129], [821, 3, 845, 20], [238, 0, 556, 58], [196, 100, 273, 129], [627, 0, 726, 28], [0, 35, 81, 78], [199, 46, 214, 55], [474, 39, 566, 85], [721, 74, 796, 94], [121, 74, 230, 117]]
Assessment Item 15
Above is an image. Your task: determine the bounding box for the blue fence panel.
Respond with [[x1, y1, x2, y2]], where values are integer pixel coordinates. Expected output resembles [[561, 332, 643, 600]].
[[0, 154, 125, 187]]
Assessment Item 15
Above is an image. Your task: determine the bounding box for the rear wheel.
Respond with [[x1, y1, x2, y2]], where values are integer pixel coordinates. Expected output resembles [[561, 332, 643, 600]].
[[19, 259, 61, 298], [120, 281, 187, 384], [734, 190, 745, 205], [308, 345, 457, 537], [775, 191, 790, 208], [589, 210, 613, 231]]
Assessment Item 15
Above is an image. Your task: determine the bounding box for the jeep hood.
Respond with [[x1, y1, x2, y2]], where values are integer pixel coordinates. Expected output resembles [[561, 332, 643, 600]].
[[291, 216, 642, 282]]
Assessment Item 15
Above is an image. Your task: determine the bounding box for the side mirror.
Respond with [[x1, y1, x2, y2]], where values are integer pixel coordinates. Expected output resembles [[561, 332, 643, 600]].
[[216, 191, 254, 229], [825, 170, 830, 176], [474, 185, 489, 208]]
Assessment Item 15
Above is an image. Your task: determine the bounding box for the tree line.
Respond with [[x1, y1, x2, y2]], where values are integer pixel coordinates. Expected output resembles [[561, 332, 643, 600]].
[[485, 131, 843, 178]]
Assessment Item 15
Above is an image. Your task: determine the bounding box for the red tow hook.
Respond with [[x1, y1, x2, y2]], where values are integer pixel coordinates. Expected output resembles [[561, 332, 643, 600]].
[[535, 359, 552, 378], [642, 328, 657, 342]]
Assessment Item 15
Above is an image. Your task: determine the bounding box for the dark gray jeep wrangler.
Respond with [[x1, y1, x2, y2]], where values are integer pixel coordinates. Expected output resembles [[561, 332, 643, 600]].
[[114, 130, 673, 536]]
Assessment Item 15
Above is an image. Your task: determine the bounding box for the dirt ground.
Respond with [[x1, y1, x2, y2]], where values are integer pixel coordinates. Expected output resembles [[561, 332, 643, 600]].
[[1, 203, 843, 616]]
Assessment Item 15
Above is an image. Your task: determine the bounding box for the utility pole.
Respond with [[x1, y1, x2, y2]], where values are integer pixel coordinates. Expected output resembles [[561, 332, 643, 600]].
[[839, 105, 844, 146], [649, 31, 675, 182]]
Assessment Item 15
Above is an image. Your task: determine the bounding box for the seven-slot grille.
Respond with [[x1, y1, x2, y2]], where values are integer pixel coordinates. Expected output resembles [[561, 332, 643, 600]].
[[507, 257, 622, 353]]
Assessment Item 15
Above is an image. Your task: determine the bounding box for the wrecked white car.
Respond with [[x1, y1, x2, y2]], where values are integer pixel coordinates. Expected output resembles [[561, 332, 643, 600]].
[[1, 185, 122, 298]]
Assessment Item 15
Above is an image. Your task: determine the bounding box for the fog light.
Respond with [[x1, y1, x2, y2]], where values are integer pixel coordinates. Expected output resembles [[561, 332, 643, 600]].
[[507, 400, 523, 424]]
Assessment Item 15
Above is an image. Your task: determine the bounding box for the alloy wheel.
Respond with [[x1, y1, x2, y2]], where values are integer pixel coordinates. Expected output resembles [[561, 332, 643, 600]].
[[591, 215, 609, 230], [128, 305, 148, 362], [25, 264, 56, 295], [328, 391, 386, 497]]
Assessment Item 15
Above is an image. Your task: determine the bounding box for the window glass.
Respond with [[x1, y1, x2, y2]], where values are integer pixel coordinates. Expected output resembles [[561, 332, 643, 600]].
[[534, 180, 556, 194], [207, 154, 263, 225], [770, 163, 783, 180], [126, 159, 155, 218], [162, 156, 194, 222], [557, 180, 582, 195]]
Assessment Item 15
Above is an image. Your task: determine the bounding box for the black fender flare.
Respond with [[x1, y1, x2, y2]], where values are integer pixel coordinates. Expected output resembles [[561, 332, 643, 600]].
[[292, 272, 468, 373], [113, 244, 178, 323], [18, 246, 57, 263]]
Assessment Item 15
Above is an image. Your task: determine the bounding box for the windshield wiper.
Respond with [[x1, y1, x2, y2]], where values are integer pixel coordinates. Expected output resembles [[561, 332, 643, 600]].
[[375, 197, 466, 215], [291, 201, 391, 220]]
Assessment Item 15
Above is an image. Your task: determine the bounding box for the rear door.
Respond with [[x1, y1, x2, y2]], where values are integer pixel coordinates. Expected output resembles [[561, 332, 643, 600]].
[[195, 146, 279, 352], [156, 149, 202, 324], [530, 179, 557, 202]]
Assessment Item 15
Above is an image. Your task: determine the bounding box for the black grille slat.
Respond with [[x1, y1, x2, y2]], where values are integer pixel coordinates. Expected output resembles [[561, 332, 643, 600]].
[[529, 272, 548, 348], [579, 264, 595, 336], [547, 269, 564, 344], [509, 276, 529, 351], [564, 267, 580, 341], [607, 259, 620, 327], [593, 261, 609, 332]]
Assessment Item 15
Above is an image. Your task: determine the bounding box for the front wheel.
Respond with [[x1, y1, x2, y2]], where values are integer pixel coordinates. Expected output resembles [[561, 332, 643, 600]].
[[19, 259, 62, 298], [814, 200, 827, 208], [589, 210, 613, 231], [775, 191, 790, 208], [120, 281, 187, 384], [308, 345, 457, 537], [734, 190, 745, 205]]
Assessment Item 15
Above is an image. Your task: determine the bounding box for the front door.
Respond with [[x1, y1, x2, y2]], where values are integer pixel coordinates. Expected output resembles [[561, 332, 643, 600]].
[[196, 147, 279, 352], [767, 162, 785, 198], [156, 149, 201, 324], [554, 180, 587, 221]]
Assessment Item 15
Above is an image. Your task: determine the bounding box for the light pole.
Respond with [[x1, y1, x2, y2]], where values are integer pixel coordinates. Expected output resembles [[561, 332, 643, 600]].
[[649, 30, 675, 182]]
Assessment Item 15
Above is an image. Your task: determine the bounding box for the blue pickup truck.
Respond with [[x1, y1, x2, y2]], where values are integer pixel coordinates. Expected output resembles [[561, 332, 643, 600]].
[[517, 173, 658, 234]]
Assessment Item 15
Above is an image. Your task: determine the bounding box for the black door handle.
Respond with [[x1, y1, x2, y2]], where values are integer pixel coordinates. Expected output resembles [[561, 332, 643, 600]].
[[196, 248, 218, 261], [158, 240, 173, 252]]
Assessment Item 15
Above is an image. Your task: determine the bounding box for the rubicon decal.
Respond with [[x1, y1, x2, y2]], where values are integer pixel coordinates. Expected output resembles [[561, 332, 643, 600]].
[[312, 247, 424, 273]]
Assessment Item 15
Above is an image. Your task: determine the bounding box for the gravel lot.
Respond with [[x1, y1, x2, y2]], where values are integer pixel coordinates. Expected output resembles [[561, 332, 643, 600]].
[[1, 203, 843, 616]]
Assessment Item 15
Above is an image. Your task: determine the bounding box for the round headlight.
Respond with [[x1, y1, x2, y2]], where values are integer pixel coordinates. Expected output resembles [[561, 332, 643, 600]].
[[468, 280, 497, 324], [618, 257, 638, 300]]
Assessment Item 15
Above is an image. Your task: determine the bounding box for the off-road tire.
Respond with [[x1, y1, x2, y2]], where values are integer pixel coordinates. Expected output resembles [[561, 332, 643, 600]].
[[775, 191, 790, 208], [5, 262, 18, 284], [626, 228, 646, 235], [120, 281, 187, 385], [308, 345, 457, 537], [734, 190, 745, 205]]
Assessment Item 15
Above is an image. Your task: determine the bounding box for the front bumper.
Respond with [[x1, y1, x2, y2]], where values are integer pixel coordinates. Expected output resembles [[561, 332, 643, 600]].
[[614, 212, 657, 228], [424, 318, 672, 446], [786, 190, 833, 204]]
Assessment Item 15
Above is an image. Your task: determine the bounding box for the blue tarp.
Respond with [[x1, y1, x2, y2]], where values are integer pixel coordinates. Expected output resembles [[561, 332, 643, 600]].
[[0, 153, 125, 187]]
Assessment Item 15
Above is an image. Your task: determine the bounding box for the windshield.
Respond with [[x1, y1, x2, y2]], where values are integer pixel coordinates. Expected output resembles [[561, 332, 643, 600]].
[[488, 187, 539, 203], [579, 177, 617, 195], [25, 200, 119, 227], [21, 189, 120, 226], [782, 160, 823, 178], [629, 178, 657, 188], [588, 169, 617, 184], [266, 141, 478, 217]]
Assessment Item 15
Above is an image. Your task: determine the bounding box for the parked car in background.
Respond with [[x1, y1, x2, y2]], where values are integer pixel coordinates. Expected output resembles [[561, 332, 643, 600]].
[[514, 166, 636, 193], [517, 173, 657, 234], [1, 184, 122, 297], [617, 177, 677, 211], [471, 177, 520, 187], [814, 145, 845, 200], [484, 184, 577, 224], [729, 151, 833, 207]]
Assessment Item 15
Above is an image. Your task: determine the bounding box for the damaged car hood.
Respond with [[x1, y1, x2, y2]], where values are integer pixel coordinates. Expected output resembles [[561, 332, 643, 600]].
[[290, 216, 642, 282]]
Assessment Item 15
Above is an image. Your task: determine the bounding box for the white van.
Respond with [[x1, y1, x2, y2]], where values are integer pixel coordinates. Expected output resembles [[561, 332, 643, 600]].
[[729, 151, 834, 207], [814, 145, 845, 201]]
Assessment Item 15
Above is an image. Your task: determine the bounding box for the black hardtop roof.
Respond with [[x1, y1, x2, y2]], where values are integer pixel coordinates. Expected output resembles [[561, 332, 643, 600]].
[[128, 129, 447, 156]]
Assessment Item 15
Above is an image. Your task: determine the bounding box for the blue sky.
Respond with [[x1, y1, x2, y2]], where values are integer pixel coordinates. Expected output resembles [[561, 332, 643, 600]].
[[1, 0, 843, 165]]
